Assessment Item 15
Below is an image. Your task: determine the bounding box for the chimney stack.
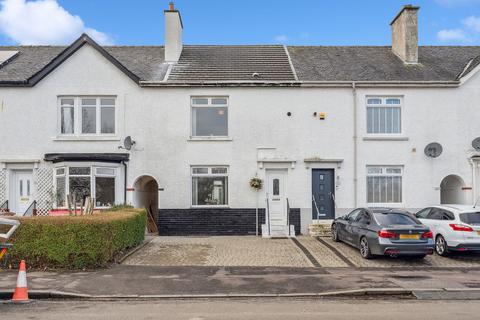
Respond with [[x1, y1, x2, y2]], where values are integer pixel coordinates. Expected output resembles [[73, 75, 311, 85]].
[[164, 2, 183, 63], [390, 5, 419, 64]]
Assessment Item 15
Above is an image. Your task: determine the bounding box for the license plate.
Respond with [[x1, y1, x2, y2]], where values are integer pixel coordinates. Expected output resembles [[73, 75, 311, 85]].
[[399, 234, 420, 240]]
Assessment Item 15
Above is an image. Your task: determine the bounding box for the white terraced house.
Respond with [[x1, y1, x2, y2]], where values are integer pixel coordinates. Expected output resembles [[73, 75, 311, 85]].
[[1, 4, 480, 237]]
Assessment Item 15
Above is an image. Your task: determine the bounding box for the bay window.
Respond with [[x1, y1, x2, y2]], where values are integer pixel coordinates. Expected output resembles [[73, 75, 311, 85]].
[[55, 165, 117, 208], [192, 166, 228, 206]]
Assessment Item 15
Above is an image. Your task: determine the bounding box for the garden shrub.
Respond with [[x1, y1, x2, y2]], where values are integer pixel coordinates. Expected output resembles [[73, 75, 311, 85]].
[[5, 208, 145, 269]]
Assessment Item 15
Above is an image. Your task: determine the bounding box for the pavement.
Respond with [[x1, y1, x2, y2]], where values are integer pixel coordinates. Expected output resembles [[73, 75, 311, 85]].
[[2, 299, 480, 320], [2, 235, 480, 299]]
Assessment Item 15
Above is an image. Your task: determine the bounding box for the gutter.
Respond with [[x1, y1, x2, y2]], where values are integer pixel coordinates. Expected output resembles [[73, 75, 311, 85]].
[[138, 80, 460, 88]]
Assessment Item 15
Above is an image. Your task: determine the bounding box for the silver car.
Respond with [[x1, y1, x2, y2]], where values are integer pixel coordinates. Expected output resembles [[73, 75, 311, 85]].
[[331, 208, 435, 259]]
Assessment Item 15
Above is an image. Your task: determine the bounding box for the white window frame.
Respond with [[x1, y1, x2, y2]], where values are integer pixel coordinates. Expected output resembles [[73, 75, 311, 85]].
[[57, 96, 117, 137], [366, 165, 403, 207], [54, 163, 119, 209], [190, 96, 229, 139], [365, 96, 403, 136], [191, 165, 229, 207]]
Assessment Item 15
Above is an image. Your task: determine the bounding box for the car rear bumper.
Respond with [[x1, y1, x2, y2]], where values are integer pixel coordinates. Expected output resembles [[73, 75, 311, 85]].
[[376, 243, 435, 256], [448, 243, 480, 252]]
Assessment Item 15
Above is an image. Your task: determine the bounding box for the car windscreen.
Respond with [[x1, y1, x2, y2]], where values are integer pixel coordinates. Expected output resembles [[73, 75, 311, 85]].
[[374, 213, 419, 226], [460, 212, 480, 225]]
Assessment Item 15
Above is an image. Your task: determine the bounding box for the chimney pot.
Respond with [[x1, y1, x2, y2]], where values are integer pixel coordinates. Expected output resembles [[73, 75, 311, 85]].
[[391, 5, 420, 64], [169, 2, 174, 11]]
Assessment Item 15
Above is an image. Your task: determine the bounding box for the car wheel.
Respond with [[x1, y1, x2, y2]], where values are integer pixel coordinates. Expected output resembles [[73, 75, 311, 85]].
[[359, 237, 373, 259], [331, 224, 339, 242], [435, 235, 449, 257]]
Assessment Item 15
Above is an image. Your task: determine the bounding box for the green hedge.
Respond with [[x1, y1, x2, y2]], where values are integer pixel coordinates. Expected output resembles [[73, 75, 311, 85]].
[[5, 208, 145, 269]]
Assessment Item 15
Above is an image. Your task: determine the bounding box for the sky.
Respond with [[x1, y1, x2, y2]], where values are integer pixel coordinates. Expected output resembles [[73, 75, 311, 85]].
[[0, 0, 479, 46]]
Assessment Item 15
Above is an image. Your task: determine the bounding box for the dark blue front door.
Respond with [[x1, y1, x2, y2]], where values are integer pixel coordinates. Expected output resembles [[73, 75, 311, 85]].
[[312, 169, 335, 219]]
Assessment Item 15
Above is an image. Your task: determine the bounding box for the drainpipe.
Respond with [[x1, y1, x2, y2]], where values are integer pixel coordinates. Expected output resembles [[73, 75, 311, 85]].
[[470, 158, 477, 206], [352, 82, 358, 207], [122, 161, 128, 205]]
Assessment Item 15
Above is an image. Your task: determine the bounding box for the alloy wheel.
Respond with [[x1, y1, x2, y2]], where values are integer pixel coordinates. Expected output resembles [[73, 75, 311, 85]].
[[360, 237, 371, 259], [435, 235, 448, 256]]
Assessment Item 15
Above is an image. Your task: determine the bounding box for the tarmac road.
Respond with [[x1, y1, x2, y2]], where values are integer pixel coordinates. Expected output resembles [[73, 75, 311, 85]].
[[2, 299, 480, 320]]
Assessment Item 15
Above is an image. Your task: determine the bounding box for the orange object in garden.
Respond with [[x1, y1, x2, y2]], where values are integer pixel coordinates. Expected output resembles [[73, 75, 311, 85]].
[[12, 260, 30, 303]]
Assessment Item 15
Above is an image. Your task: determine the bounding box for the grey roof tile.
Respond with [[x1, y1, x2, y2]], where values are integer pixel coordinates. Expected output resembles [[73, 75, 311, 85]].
[[0, 43, 479, 84], [287, 46, 480, 82], [168, 45, 296, 81]]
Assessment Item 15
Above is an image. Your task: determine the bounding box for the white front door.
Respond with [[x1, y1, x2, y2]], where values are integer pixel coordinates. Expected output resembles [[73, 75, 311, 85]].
[[14, 171, 33, 215], [266, 170, 288, 237]]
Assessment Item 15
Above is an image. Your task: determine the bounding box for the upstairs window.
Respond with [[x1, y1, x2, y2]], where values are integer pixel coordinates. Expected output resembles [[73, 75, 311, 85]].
[[191, 97, 228, 137], [59, 97, 116, 136], [366, 97, 402, 134]]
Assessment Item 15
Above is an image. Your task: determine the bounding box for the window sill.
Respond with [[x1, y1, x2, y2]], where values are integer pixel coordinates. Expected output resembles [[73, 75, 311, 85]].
[[53, 136, 121, 142], [191, 205, 230, 209], [188, 137, 233, 141], [363, 136, 409, 141]]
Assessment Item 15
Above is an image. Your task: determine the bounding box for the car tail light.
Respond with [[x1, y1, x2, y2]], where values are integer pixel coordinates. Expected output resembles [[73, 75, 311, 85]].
[[422, 231, 433, 239], [378, 230, 397, 239], [449, 224, 473, 232]]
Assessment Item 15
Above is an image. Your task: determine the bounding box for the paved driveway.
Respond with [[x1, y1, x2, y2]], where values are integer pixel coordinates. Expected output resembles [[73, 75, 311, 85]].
[[123, 236, 480, 268]]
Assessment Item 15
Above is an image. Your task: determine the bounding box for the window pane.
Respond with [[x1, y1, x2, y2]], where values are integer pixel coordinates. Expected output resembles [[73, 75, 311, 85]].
[[100, 98, 115, 106], [69, 167, 91, 175], [367, 108, 374, 133], [386, 98, 401, 105], [82, 98, 96, 106], [61, 98, 74, 106], [386, 167, 401, 174], [211, 167, 227, 174], [101, 106, 115, 134], [61, 106, 74, 134], [82, 107, 96, 133], [367, 106, 401, 134], [96, 167, 115, 176], [367, 167, 382, 174], [192, 167, 208, 174], [367, 98, 382, 105], [69, 176, 91, 205], [192, 98, 208, 105], [56, 176, 66, 207], [367, 177, 374, 203], [56, 168, 65, 175], [95, 177, 115, 207], [192, 177, 227, 205], [211, 98, 228, 105], [192, 107, 228, 136], [273, 179, 280, 195]]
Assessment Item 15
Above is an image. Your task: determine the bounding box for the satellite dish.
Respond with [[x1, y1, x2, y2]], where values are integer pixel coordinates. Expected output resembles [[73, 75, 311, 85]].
[[123, 136, 136, 151], [472, 137, 480, 151], [424, 142, 443, 158]]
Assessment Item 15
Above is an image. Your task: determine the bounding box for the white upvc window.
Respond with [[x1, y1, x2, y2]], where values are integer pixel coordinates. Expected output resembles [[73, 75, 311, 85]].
[[191, 97, 229, 137], [366, 166, 403, 205], [366, 97, 402, 135], [54, 164, 117, 208], [58, 96, 116, 136], [191, 166, 229, 206]]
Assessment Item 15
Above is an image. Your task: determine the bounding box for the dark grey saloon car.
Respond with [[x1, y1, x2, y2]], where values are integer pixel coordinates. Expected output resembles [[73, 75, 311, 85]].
[[331, 208, 435, 259]]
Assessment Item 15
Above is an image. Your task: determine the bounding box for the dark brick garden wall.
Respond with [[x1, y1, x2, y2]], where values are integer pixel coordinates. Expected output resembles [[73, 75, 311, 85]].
[[158, 208, 301, 236]]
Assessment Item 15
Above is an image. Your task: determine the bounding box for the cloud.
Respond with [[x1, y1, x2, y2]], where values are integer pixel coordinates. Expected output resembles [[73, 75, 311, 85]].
[[274, 35, 288, 42], [0, 0, 113, 45], [437, 29, 469, 42], [463, 16, 480, 32]]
